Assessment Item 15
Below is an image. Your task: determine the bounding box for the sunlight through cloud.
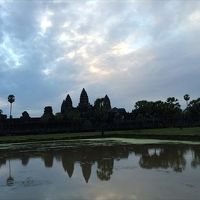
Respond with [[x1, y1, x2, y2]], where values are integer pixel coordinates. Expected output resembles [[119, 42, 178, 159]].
[[39, 10, 54, 36], [189, 10, 200, 27], [111, 42, 133, 56]]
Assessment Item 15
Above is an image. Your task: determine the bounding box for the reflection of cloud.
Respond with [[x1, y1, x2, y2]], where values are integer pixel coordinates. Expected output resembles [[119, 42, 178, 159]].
[[95, 193, 137, 200]]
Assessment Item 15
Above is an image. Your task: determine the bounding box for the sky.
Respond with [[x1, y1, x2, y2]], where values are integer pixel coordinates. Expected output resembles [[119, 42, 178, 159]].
[[0, 0, 200, 117]]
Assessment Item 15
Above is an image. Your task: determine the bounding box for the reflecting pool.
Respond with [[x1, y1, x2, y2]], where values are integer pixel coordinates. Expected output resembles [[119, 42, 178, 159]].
[[0, 139, 200, 200]]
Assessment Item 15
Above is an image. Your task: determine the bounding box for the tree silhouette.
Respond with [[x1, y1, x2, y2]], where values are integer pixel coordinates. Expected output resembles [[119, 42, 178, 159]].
[[186, 98, 200, 123], [8, 94, 15, 119], [133, 97, 182, 128], [184, 94, 190, 107], [20, 111, 30, 121], [94, 98, 108, 137]]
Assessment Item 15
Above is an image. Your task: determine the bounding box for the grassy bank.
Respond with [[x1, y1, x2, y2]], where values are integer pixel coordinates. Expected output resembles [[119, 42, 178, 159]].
[[0, 127, 200, 144]]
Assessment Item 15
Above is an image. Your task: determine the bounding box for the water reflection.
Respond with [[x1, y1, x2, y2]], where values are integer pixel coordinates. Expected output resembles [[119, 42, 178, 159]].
[[97, 158, 113, 181], [6, 160, 14, 186], [0, 142, 200, 184], [191, 146, 200, 168], [138, 146, 187, 172]]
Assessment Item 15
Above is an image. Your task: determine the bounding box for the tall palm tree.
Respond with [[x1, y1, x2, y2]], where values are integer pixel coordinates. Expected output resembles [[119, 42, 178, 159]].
[[183, 94, 190, 107], [8, 94, 15, 119]]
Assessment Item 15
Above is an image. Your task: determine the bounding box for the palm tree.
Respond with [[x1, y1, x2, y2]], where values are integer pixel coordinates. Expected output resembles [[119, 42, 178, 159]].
[[183, 94, 190, 107], [8, 94, 15, 119]]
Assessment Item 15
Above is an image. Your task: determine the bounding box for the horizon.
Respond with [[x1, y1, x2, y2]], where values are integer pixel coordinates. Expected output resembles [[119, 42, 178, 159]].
[[0, 0, 200, 117], [0, 88, 194, 118]]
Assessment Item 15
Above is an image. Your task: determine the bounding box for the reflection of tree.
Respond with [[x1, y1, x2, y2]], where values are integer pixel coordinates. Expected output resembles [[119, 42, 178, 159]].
[[61, 150, 75, 178], [97, 158, 114, 181], [191, 147, 200, 168], [139, 145, 186, 172], [42, 153, 54, 168], [0, 157, 6, 169]]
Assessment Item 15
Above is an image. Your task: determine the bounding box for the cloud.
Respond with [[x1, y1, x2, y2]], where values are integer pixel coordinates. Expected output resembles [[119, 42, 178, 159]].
[[0, 0, 200, 116]]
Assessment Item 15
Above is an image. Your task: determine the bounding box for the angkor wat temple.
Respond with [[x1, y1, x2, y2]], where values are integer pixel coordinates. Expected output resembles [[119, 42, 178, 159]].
[[0, 88, 129, 135], [0, 88, 200, 135], [61, 88, 111, 114]]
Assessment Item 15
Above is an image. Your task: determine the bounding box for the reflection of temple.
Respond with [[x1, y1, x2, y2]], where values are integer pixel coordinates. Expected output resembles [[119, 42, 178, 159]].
[[21, 155, 29, 166], [97, 158, 113, 181], [61, 150, 75, 178], [1, 143, 200, 183], [42, 153, 54, 168], [81, 161, 93, 183]]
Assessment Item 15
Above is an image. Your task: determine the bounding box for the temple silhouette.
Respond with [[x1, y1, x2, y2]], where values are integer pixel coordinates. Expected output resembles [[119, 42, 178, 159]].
[[0, 89, 200, 134]]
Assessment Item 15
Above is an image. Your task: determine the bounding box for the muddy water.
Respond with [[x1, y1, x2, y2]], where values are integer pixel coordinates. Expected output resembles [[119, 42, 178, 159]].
[[0, 139, 200, 200]]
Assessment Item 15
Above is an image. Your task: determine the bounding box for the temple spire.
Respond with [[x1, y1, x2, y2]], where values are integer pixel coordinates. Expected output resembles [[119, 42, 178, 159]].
[[104, 95, 111, 110], [61, 94, 73, 114], [78, 88, 90, 112]]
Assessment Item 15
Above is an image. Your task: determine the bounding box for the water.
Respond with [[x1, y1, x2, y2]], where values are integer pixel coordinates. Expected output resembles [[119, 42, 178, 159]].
[[0, 139, 200, 200]]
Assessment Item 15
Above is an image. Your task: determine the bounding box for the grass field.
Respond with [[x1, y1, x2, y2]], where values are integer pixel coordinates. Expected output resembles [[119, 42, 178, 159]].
[[0, 127, 200, 144]]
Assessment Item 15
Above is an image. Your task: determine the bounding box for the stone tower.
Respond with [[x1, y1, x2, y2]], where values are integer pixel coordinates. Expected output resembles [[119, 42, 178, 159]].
[[78, 88, 90, 112], [61, 94, 73, 114], [104, 95, 111, 110]]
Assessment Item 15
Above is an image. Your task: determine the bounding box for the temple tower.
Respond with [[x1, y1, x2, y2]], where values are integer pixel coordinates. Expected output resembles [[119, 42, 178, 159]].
[[78, 88, 90, 112], [61, 94, 73, 114], [104, 95, 111, 110]]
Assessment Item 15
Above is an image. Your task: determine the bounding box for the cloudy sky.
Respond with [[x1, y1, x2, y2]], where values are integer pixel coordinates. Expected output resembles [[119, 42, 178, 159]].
[[0, 0, 200, 117]]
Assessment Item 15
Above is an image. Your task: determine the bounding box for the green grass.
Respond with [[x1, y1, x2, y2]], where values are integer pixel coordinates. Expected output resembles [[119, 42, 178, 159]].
[[0, 127, 200, 144]]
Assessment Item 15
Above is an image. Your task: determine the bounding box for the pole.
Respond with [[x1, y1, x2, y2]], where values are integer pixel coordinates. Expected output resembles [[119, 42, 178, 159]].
[[8, 160, 11, 177], [10, 103, 12, 119]]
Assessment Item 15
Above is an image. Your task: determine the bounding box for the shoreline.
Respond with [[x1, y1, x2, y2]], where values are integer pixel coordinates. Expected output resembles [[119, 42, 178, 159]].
[[0, 127, 200, 144]]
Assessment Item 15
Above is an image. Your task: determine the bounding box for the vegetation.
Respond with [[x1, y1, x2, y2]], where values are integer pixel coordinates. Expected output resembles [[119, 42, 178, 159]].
[[8, 94, 15, 119], [184, 94, 190, 107]]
